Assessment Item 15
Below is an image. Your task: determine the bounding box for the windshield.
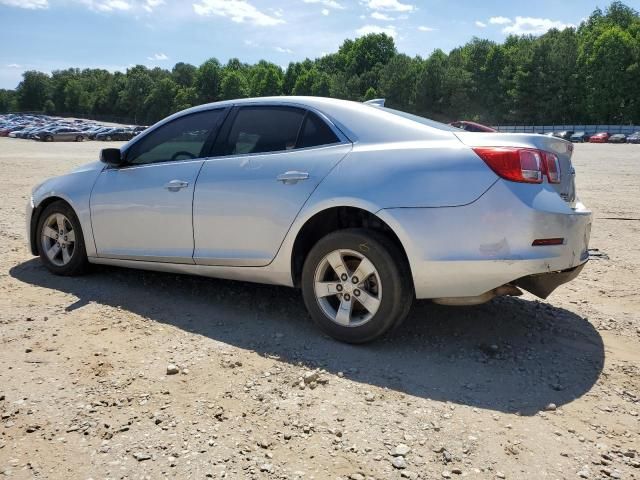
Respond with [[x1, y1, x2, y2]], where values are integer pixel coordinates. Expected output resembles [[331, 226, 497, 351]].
[[378, 107, 460, 132]]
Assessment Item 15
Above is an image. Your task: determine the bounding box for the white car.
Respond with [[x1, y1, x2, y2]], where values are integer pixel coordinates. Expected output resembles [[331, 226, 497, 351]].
[[27, 97, 592, 343]]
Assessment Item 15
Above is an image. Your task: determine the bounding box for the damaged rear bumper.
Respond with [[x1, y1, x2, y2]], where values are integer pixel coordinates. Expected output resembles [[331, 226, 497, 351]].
[[514, 263, 586, 299]]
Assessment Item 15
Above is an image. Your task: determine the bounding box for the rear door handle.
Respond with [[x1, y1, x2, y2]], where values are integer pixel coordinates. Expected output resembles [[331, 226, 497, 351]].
[[164, 179, 189, 191], [277, 171, 309, 185]]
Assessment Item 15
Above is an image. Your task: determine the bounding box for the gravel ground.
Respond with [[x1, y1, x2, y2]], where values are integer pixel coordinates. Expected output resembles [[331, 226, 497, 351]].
[[0, 138, 638, 480]]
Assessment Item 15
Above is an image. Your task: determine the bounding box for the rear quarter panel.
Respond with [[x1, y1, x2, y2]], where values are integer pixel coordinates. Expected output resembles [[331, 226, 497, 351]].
[[307, 139, 498, 209]]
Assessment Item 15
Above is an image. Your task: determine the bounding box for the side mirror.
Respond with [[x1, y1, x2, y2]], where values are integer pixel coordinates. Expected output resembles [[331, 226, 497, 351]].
[[100, 148, 125, 167]]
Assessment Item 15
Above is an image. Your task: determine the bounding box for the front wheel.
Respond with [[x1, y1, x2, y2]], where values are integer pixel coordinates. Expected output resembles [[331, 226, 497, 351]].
[[37, 201, 89, 276], [301, 229, 413, 344]]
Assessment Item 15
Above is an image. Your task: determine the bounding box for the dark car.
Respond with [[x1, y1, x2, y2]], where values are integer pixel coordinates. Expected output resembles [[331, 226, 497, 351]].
[[569, 132, 591, 143], [608, 134, 627, 144], [95, 128, 136, 141], [626, 131, 640, 144], [449, 121, 497, 132], [552, 131, 574, 140]]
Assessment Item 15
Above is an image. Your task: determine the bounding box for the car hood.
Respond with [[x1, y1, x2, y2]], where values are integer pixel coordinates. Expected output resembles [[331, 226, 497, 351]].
[[32, 161, 104, 195]]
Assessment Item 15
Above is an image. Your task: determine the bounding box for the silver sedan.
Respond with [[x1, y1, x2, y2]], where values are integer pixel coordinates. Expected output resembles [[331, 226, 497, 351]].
[[26, 97, 592, 343]]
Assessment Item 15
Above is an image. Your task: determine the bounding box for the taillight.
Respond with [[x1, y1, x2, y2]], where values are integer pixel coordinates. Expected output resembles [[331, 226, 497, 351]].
[[543, 152, 561, 184], [473, 147, 561, 184]]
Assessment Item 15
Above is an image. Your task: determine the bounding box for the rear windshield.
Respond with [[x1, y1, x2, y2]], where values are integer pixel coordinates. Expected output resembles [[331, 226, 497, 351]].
[[378, 107, 460, 132]]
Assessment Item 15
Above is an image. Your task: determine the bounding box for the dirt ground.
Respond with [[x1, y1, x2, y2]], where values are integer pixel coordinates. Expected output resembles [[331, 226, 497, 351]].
[[0, 138, 638, 480]]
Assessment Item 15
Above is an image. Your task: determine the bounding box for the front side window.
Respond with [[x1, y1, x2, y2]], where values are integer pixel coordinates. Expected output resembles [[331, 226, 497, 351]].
[[126, 109, 225, 165], [223, 107, 305, 155]]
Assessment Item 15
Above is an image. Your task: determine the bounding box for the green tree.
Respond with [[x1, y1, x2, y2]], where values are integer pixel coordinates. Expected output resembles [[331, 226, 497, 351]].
[[0, 89, 16, 112], [220, 70, 249, 100], [363, 87, 377, 101], [145, 78, 179, 122], [16, 71, 51, 111], [249, 61, 283, 97], [172, 62, 197, 88], [174, 86, 198, 111], [379, 54, 419, 110], [195, 58, 222, 103]]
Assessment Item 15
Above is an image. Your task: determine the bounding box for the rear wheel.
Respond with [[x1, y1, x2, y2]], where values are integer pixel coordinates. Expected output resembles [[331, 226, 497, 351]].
[[75, 135, 84, 142], [45, 135, 53, 142], [301, 229, 413, 344], [106, 135, 112, 141], [37, 201, 88, 276]]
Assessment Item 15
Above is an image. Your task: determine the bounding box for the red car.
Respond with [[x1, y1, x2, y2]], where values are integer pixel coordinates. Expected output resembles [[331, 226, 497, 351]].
[[589, 132, 610, 143], [449, 120, 497, 132]]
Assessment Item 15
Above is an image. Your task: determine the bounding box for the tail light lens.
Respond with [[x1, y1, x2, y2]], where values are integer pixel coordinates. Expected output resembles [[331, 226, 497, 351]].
[[473, 147, 561, 184], [543, 152, 561, 184]]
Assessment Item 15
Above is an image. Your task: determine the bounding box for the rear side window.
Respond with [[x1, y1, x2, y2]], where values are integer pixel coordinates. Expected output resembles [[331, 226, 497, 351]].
[[224, 107, 305, 155], [297, 112, 339, 148]]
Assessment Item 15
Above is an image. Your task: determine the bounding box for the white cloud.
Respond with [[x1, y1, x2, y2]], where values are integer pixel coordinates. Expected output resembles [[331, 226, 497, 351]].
[[321, 8, 329, 15], [143, 0, 163, 12], [193, 0, 284, 26], [79, 0, 132, 12], [147, 52, 168, 60], [0, 0, 47, 8], [502, 16, 575, 35], [275, 46, 293, 54], [371, 11, 393, 20], [489, 16, 511, 25], [475, 20, 487, 28], [364, 0, 413, 12], [417, 25, 435, 32], [302, 0, 344, 9], [356, 24, 397, 38], [6, 63, 22, 68]]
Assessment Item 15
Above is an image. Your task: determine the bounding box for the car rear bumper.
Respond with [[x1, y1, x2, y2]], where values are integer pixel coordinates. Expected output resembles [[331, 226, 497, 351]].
[[378, 180, 592, 299]]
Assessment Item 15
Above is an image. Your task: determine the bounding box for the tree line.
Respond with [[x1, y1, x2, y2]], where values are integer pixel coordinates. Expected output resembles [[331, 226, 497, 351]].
[[1, 1, 639, 126]]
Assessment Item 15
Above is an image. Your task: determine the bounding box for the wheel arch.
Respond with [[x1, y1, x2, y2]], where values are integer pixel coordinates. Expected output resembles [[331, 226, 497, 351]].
[[30, 196, 74, 255], [290, 206, 412, 288]]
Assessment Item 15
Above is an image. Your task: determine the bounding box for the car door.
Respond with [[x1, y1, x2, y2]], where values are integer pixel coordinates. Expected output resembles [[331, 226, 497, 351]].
[[193, 105, 352, 266], [90, 108, 227, 263]]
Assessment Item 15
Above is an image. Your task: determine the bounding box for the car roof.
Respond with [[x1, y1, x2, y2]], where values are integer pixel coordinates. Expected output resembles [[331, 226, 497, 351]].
[[156, 96, 457, 144]]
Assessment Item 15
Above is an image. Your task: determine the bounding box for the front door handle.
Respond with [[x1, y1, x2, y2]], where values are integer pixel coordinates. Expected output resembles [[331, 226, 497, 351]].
[[164, 179, 189, 192], [277, 171, 309, 185]]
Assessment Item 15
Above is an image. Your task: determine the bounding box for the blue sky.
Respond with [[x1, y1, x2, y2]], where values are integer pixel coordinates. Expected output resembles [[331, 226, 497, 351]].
[[1, 0, 639, 89]]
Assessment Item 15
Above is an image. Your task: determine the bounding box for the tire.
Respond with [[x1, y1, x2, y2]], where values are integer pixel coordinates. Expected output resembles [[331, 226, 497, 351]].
[[75, 135, 84, 142], [301, 228, 413, 344], [36, 201, 89, 276], [45, 135, 53, 142], [106, 135, 112, 141]]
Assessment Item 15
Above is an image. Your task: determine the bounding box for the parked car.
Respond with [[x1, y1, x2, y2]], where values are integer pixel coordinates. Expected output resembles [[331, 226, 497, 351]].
[[26, 97, 592, 343], [608, 134, 627, 144], [626, 131, 640, 144], [0, 114, 147, 142], [449, 120, 497, 132], [132, 126, 149, 134], [589, 132, 610, 143], [552, 131, 574, 140], [569, 132, 591, 143], [87, 127, 113, 139], [95, 128, 136, 141], [34, 127, 86, 142]]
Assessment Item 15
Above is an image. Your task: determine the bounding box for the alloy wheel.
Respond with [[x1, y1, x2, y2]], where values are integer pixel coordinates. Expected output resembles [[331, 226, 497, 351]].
[[313, 249, 382, 327], [41, 213, 76, 266]]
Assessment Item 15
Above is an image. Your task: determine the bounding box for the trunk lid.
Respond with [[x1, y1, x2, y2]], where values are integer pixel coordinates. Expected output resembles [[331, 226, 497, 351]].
[[454, 132, 576, 208]]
